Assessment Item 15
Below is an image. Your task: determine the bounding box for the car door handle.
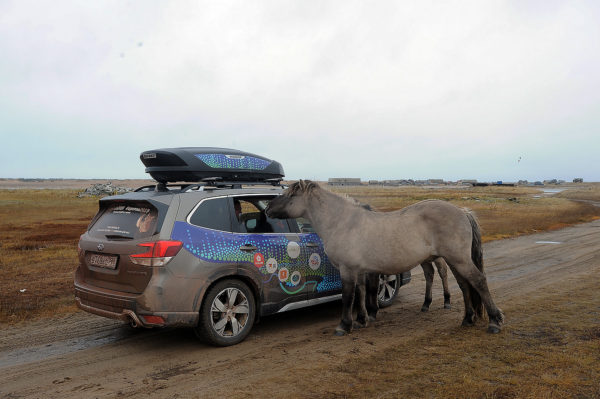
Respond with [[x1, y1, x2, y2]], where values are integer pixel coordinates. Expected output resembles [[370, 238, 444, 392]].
[[306, 242, 320, 248], [239, 244, 258, 252]]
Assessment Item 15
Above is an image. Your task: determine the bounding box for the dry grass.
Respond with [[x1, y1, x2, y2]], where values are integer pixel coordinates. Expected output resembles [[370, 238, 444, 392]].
[[1, 185, 600, 326], [0, 190, 98, 325], [292, 272, 600, 399], [330, 185, 600, 242], [555, 182, 600, 201]]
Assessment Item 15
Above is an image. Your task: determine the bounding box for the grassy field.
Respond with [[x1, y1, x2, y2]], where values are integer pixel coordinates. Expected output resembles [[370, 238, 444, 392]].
[[1, 184, 599, 325], [0, 190, 98, 324], [293, 270, 600, 399], [330, 184, 600, 242]]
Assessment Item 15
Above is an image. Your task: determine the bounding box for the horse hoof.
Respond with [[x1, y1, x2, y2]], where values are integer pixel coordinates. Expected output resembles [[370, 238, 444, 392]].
[[487, 325, 501, 334], [353, 321, 367, 329], [461, 319, 475, 327], [444, 303, 452, 309], [368, 315, 377, 322], [334, 329, 348, 336], [421, 306, 429, 312]]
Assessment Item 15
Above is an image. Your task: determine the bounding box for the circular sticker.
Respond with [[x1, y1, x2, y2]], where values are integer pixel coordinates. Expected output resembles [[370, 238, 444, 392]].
[[290, 271, 301, 286], [287, 241, 300, 259], [253, 253, 265, 268], [266, 258, 278, 274], [278, 267, 289, 282], [308, 253, 321, 270]]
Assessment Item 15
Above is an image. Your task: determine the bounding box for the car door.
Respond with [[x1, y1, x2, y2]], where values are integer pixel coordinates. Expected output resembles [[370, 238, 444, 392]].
[[290, 217, 342, 300], [229, 195, 309, 312]]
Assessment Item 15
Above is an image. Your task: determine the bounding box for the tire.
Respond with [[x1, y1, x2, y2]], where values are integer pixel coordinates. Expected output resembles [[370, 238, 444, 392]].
[[378, 274, 401, 308], [194, 279, 256, 346]]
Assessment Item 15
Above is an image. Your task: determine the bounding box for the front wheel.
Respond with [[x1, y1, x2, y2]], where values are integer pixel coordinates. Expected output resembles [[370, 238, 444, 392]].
[[378, 274, 401, 308], [194, 279, 256, 346]]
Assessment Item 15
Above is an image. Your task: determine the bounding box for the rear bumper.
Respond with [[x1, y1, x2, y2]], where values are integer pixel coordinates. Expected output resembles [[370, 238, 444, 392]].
[[75, 296, 142, 325], [74, 283, 199, 328]]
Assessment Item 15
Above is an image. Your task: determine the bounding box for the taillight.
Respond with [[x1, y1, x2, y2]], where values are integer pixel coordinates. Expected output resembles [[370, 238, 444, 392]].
[[130, 240, 183, 266]]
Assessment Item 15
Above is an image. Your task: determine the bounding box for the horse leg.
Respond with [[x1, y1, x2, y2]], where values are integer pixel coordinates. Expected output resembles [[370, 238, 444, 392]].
[[335, 265, 357, 336], [451, 261, 505, 333], [446, 263, 476, 326], [353, 273, 369, 329], [365, 272, 379, 321], [434, 258, 451, 309], [421, 263, 434, 312]]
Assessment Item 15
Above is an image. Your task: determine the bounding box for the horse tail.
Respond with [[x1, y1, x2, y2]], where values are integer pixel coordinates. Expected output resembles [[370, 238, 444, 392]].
[[466, 210, 484, 318]]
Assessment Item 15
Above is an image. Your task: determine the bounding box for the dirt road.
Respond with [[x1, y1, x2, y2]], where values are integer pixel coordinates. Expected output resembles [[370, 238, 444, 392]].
[[1, 220, 599, 398]]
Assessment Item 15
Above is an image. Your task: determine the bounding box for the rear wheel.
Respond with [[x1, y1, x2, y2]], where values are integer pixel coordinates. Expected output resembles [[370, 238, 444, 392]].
[[194, 279, 256, 346], [378, 274, 400, 308]]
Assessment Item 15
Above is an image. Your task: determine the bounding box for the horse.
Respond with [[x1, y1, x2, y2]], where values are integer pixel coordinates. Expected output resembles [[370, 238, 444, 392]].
[[421, 259, 451, 312], [266, 180, 504, 335], [359, 202, 451, 312]]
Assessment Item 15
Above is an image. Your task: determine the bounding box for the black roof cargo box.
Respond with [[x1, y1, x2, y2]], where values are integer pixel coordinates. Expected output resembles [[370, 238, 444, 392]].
[[140, 147, 285, 184]]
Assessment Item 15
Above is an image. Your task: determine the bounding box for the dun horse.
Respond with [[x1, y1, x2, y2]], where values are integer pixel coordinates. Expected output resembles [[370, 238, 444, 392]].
[[266, 180, 503, 335], [361, 203, 451, 312]]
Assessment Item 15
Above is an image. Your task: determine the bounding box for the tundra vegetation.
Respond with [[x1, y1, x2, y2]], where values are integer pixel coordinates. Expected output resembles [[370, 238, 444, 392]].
[[1, 184, 599, 324], [0, 183, 599, 398]]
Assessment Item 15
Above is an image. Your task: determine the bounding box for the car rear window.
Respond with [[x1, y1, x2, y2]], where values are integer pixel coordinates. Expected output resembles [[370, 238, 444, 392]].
[[89, 203, 159, 240]]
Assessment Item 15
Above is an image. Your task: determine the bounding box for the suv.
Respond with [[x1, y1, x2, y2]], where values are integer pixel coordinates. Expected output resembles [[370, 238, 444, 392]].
[[74, 148, 410, 346]]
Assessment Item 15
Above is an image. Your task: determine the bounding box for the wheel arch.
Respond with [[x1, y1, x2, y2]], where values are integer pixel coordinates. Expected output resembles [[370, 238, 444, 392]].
[[192, 269, 262, 323]]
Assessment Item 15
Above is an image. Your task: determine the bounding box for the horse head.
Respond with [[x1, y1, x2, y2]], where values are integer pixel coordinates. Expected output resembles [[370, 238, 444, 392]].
[[265, 179, 318, 219]]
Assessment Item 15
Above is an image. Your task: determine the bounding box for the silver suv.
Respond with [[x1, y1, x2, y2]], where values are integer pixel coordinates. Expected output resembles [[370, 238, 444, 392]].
[[74, 148, 410, 346]]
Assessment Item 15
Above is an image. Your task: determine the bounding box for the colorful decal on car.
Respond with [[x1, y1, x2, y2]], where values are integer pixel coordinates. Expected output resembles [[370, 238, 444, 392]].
[[308, 253, 321, 270], [290, 271, 301, 286], [253, 253, 265, 268], [266, 257, 278, 273], [195, 154, 271, 170], [287, 241, 300, 259], [278, 267, 289, 282], [170, 221, 342, 295]]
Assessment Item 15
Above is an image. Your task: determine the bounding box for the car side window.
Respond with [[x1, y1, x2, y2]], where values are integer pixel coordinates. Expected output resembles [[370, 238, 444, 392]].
[[233, 197, 291, 234], [294, 217, 315, 233], [189, 197, 232, 231]]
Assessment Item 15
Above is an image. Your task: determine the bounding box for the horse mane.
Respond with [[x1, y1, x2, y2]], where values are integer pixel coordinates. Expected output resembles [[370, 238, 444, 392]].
[[288, 180, 320, 196], [343, 194, 372, 210], [289, 180, 373, 210]]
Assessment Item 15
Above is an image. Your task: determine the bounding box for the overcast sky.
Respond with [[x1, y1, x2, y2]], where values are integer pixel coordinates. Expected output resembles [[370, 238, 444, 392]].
[[1, 0, 599, 182]]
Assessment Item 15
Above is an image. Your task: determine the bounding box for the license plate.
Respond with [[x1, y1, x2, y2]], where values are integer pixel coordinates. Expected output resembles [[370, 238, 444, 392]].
[[89, 253, 118, 269]]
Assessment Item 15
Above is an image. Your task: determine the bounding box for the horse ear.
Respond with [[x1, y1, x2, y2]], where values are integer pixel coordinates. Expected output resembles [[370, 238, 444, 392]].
[[298, 180, 306, 191]]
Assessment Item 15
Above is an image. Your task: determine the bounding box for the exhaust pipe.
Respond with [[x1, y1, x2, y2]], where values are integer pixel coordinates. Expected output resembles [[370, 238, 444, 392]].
[[123, 310, 143, 328]]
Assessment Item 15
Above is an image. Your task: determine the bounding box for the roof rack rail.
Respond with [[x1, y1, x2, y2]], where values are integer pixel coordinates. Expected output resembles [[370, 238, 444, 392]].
[[201, 177, 282, 188], [133, 178, 283, 193]]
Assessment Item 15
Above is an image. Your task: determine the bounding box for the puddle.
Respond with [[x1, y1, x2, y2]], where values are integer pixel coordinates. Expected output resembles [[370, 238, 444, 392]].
[[535, 241, 562, 244], [540, 188, 567, 194]]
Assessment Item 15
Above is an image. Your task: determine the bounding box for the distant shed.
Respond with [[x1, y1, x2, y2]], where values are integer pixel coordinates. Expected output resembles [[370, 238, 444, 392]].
[[328, 178, 362, 186]]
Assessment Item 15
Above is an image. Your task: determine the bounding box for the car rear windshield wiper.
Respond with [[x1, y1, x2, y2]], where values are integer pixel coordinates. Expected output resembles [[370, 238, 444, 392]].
[[104, 234, 134, 240]]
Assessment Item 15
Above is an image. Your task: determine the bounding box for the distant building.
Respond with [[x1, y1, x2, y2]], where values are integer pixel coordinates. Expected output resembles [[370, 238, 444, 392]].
[[368, 180, 380, 185], [427, 179, 444, 185], [573, 178, 583, 183], [328, 178, 362, 186]]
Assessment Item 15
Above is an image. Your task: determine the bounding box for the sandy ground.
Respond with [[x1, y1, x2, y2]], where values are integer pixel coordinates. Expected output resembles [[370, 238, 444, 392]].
[[1, 220, 599, 398]]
